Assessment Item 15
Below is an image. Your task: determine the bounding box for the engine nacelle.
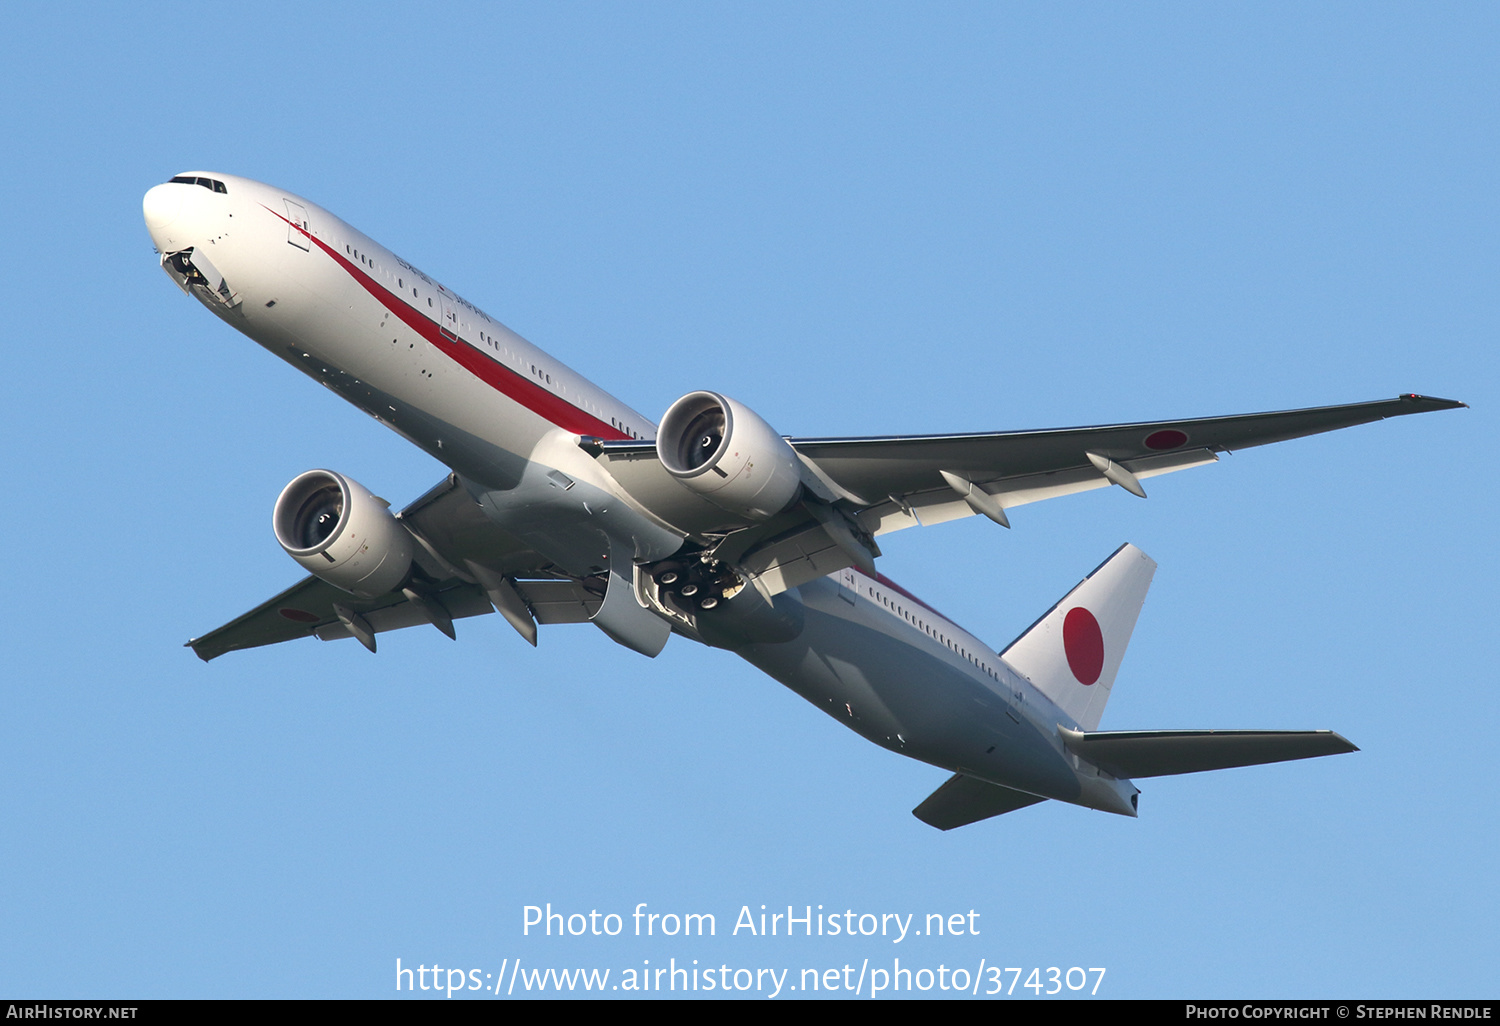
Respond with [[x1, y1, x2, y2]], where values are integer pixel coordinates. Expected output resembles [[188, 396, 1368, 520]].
[[273, 470, 415, 599], [656, 391, 802, 521]]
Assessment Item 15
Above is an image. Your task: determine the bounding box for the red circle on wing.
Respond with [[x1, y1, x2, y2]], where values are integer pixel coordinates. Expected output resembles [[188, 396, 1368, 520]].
[[1063, 607, 1105, 685], [1144, 429, 1188, 451], [279, 608, 321, 623]]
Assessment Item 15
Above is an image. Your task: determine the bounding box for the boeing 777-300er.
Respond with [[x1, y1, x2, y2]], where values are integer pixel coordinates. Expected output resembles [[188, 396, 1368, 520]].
[[142, 171, 1464, 829]]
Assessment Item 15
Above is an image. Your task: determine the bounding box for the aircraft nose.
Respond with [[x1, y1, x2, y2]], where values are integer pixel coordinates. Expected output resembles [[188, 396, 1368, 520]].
[[143, 183, 182, 231]]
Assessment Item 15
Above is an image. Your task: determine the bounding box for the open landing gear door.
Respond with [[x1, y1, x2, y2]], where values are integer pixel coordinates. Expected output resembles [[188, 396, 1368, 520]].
[[589, 539, 671, 658]]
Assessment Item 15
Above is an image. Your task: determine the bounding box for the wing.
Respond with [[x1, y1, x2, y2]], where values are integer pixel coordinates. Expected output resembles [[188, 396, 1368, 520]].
[[187, 475, 602, 660], [791, 392, 1465, 534], [594, 394, 1463, 595]]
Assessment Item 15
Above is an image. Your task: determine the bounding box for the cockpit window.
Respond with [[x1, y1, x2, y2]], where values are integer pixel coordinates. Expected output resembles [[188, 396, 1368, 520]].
[[169, 176, 228, 194]]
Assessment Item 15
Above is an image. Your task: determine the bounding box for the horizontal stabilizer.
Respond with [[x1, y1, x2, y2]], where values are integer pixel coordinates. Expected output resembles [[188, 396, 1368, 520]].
[[913, 773, 1048, 830], [1059, 727, 1357, 779]]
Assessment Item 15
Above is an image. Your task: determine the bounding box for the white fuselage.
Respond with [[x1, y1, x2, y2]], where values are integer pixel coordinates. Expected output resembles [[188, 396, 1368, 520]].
[[143, 172, 1138, 817]]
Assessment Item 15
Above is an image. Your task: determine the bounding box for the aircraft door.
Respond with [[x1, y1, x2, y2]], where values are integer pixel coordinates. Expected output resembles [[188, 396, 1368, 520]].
[[283, 200, 311, 251], [838, 567, 858, 605], [439, 292, 460, 340]]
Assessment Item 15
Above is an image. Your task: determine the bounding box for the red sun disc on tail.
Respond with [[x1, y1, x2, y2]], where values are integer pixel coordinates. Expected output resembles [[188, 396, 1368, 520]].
[[1063, 607, 1105, 685]]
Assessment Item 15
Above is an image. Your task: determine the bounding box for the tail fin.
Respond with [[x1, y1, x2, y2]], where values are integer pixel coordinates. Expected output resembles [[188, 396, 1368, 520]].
[[1000, 543, 1155, 731]]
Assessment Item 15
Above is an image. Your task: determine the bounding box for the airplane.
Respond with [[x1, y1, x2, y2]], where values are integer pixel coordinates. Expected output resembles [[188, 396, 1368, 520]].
[[142, 171, 1464, 829]]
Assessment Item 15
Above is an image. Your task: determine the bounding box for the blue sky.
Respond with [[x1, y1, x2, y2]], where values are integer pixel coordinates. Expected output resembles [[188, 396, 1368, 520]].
[[1, 2, 1494, 999]]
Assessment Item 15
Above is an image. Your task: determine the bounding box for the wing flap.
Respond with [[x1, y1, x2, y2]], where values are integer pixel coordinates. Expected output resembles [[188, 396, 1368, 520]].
[[1059, 726, 1358, 779], [913, 773, 1048, 830], [312, 583, 493, 642], [515, 579, 604, 624], [856, 447, 1222, 537], [737, 521, 858, 595]]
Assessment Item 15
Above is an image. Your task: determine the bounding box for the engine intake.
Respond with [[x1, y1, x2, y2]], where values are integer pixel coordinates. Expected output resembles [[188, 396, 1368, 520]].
[[273, 470, 414, 598], [656, 391, 802, 521]]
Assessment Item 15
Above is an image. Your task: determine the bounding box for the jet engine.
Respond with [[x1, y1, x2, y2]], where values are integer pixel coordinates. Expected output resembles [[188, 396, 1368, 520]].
[[273, 470, 415, 598], [656, 391, 802, 521]]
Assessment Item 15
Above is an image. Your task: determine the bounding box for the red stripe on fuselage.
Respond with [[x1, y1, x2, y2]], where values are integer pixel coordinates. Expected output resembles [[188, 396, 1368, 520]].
[[262, 205, 631, 441]]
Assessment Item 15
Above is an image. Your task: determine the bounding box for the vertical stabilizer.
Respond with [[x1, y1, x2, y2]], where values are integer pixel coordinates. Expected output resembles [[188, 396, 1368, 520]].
[[1000, 544, 1156, 731]]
